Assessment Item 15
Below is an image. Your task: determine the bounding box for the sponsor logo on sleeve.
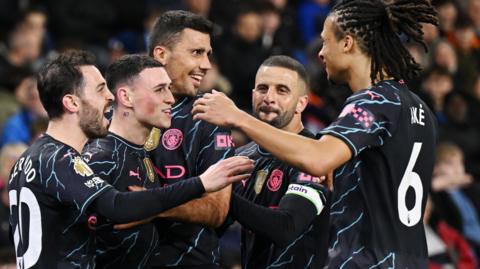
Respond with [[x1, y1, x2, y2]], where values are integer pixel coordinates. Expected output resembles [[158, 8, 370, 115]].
[[215, 133, 234, 149], [73, 156, 94, 177], [286, 184, 324, 215], [162, 128, 183, 150], [267, 169, 283, 192], [84, 176, 105, 188], [298, 172, 322, 183]]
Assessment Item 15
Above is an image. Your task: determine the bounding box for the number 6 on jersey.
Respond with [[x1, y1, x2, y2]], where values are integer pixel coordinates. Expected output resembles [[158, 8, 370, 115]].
[[397, 142, 423, 227]]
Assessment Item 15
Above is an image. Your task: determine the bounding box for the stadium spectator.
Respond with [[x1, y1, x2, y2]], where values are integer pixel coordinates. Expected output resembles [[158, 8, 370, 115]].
[[0, 73, 47, 148], [425, 196, 478, 269], [219, 6, 268, 111], [431, 142, 480, 259]]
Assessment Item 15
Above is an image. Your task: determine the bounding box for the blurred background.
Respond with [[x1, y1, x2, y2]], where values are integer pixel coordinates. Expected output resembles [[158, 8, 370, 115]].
[[0, 0, 479, 268]]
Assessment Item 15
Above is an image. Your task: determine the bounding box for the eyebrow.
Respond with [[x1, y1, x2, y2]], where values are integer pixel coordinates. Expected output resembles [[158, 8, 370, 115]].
[[257, 83, 291, 91], [152, 83, 169, 90], [96, 82, 106, 90]]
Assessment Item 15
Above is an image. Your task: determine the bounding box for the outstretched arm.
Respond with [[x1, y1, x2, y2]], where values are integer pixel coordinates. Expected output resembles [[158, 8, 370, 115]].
[[192, 91, 351, 177]]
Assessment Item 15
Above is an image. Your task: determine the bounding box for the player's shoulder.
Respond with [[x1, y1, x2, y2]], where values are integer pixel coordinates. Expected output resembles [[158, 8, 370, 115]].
[[32, 134, 73, 163], [84, 136, 114, 154], [235, 141, 258, 157], [347, 80, 403, 105]]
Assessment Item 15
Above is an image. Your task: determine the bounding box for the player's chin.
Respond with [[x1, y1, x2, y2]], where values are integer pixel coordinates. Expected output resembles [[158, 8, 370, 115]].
[[154, 117, 172, 129]]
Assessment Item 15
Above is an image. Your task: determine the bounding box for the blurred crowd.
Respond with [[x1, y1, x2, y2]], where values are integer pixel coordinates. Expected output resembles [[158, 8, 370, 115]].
[[0, 0, 479, 268]]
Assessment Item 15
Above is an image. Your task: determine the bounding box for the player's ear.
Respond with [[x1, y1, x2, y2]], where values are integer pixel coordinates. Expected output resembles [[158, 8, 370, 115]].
[[343, 34, 354, 53], [152, 45, 169, 65], [117, 87, 133, 108], [62, 94, 80, 113], [296, 94, 309, 114]]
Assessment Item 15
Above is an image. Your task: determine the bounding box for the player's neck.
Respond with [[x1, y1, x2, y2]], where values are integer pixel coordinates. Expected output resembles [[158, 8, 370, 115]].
[[282, 117, 304, 134], [45, 118, 88, 153], [109, 111, 150, 146], [348, 56, 373, 93]]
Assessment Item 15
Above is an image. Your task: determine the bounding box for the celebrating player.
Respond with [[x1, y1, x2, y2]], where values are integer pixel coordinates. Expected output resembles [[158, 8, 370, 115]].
[[230, 55, 330, 268], [147, 10, 234, 268], [193, 0, 439, 268], [8, 51, 252, 268], [82, 54, 251, 268]]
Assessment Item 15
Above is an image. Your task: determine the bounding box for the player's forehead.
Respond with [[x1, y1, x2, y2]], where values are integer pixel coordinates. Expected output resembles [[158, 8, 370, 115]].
[[80, 65, 106, 92], [255, 66, 299, 87], [173, 28, 212, 52], [322, 15, 336, 39], [136, 67, 171, 87], [79, 65, 105, 87]]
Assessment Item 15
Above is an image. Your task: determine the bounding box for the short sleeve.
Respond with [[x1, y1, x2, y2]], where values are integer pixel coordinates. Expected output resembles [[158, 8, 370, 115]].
[[43, 151, 112, 214], [320, 86, 401, 157]]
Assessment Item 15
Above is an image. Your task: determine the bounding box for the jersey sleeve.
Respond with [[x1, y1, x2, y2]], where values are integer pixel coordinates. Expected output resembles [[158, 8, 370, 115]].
[[320, 86, 402, 157], [196, 122, 235, 173], [43, 151, 112, 214]]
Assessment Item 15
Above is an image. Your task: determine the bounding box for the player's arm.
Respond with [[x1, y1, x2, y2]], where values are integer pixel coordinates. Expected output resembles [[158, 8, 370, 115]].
[[91, 176, 205, 223], [193, 93, 350, 176], [156, 185, 230, 228], [231, 182, 328, 247], [193, 89, 401, 177], [92, 156, 252, 223]]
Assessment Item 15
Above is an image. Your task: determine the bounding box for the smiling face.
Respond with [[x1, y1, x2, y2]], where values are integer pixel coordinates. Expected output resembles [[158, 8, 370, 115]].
[[77, 65, 114, 139], [158, 28, 212, 97], [129, 67, 175, 129], [252, 66, 305, 129], [318, 15, 351, 85]]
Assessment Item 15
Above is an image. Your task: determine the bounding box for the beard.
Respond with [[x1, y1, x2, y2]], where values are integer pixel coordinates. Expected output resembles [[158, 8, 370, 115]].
[[254, 105, 295, 129], [79, 100, 109, 139]]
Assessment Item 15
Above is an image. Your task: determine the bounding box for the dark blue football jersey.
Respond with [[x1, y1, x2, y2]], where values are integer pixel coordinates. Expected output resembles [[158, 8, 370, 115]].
[[235, 129, 330, 269], [320, 80, 437, 268], [148, 95, 234, 267], [8, 134, 112, 268], [83, 132, 161, 268]]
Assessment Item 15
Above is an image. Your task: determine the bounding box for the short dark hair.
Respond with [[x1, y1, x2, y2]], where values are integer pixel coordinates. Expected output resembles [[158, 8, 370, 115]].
[[148, 10, 214, 56], [37, 50, 95, 119], [105, 54, 164, 105], [260, 55, 310, 93]]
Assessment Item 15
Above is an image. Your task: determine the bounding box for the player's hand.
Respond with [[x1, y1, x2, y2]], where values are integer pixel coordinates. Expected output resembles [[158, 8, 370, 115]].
[[199, 156, 254, 192], [114, 185, 152, 230], [192, 90, 246, 127]]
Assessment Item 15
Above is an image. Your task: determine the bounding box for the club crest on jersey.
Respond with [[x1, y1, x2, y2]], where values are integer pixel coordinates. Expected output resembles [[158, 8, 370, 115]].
[[254, 169, 268, 194], [73, 156, 93, 177], [267, 169, 283, 192], [143, 158, 155, 182], [145, 128, 161, 151], [162, 128, 183, 150]]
